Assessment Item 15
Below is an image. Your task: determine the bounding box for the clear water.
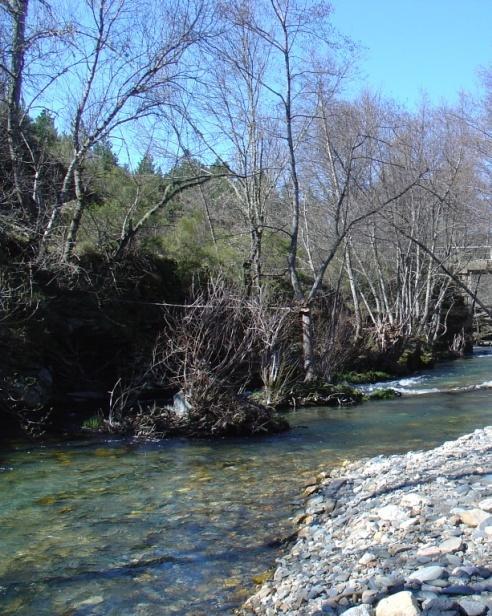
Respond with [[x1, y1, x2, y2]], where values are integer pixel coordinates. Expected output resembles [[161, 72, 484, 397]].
[[361, 346, 492, 394], [1, 350, 491, 615]]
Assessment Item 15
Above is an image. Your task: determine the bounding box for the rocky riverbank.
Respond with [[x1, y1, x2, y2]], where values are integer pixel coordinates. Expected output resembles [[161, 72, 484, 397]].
[[242, 427, 492, 616]]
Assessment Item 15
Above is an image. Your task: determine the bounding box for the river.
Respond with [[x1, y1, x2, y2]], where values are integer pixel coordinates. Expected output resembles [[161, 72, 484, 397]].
[[1, 349, 491, 615]]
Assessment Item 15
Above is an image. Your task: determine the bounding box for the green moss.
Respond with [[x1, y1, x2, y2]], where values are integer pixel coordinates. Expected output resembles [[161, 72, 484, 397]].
[[367, 388, 401, 400], [252, 569, 274, 585], [337, 370, 392, 385], [256, 380, 364, 409]]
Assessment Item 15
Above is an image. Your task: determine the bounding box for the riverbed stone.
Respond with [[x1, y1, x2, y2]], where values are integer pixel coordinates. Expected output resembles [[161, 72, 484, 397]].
[[401, 493, 428, 508], [407, 566, 445, 583], [457, 598, 488, 616], [341, 605, 374, 615], [75, 596, 104, 607], [359, 552, 377, 566], [460, 509, 491, 527], [240, 427, 492, 616], [375, 591, 420, 616], [439, 537, 462, 553], [478, 497, 492, 513], [378, 505, 410, 523], [416, 546, 440, 558]]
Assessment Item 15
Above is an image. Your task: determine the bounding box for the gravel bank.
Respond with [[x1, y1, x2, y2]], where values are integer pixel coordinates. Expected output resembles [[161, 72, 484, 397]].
[[242, 427, 492, 616]]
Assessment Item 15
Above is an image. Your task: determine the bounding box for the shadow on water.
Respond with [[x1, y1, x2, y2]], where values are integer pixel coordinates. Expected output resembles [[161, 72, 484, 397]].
[[0, 349, 491, 615]]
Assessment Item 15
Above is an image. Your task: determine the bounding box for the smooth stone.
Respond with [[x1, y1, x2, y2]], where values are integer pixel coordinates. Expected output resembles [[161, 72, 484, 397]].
[[303, 485, 318, 497], [417, 546, 440, 558], [401, 493, 428, 508], [442, 584, 475, 595], [422, 611, 459, 616], [422, 597, 457, 611], [453, 566, 480, 577], [426, 578, 448, 588], [401, 518, 418, 530], [362, 590, 379, 605], [76, 596, 104, 607], [341, 605, 374, 616], [325, 498, 336, 513], [378, 505, 410, 523], [359, 552, 377, 566], [456, 598, 487, 616], [478, 497, 492, 513], [389, 544, 412, 557], [471, 580, 492, 592], [478, 515, 492, 530], [375, 591, 421, 616], [407, 566, 445, 583], [460, 509, 491, 527], [439, 537, 462, 553], [420, 584, 441, 593]]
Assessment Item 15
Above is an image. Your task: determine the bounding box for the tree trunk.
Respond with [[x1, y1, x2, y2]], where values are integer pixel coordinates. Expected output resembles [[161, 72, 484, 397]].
[[345, 241, 362, 338], [250, 226, 262, 295], [301, 306, 315, 382], [63, 165, 84, 260], [6, 0, 30, 214]]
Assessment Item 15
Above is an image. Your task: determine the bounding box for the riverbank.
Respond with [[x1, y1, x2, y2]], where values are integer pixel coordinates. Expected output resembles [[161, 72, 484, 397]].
[[242, 427, 492, 616]]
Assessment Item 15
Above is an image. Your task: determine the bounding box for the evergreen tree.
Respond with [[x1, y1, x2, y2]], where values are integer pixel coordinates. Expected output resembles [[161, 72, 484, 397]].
[[93, 139, 118, 171], [136, 153, 157, 175]]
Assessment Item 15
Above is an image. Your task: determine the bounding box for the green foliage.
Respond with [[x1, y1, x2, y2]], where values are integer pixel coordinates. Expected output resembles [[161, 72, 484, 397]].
[[92, 139, 118, 171], [366, 388, 400, 401], [82, 414, 104, 431], [32, 110, 58, 147], [337, 370, 392, 384], [397, 339, 435, 371], [164, 210, 242, 279], [136, 153, 158, 175], [254, 380, 364, 409]]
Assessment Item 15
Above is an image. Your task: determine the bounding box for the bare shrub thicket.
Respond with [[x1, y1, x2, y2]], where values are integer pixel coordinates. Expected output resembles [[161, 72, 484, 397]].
[[152, 278, 289, 435], [312, 292, 360, 383], [247, 293, 298, 406]]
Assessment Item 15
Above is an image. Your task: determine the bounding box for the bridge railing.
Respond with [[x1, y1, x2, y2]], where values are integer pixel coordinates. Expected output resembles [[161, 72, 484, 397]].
[[434, 246, 492, 266]]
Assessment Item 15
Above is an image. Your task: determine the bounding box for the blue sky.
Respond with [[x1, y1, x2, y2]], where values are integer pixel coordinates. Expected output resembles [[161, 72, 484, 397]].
[[330, 0, 492, 107]]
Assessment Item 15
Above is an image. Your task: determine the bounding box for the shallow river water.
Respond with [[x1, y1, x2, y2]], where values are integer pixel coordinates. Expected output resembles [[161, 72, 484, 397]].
[[1, 350, 492, 615]]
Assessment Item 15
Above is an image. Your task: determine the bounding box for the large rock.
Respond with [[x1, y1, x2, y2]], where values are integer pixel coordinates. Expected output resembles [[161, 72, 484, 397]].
[[171, 391, 191, 418], [375, 591, 420, 616], [457, 598, 488, 616], [460, 509, 491, 527], [407, 566, 445, 583], [439, 537, 462, 553]]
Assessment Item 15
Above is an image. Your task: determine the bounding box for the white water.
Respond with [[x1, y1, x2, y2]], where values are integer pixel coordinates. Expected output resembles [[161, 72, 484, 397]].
[[359, 347, 492, 396]]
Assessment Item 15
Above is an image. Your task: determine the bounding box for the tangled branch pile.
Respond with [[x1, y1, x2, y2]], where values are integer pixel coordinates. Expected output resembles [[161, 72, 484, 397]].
[[150, 279, 289, 436]]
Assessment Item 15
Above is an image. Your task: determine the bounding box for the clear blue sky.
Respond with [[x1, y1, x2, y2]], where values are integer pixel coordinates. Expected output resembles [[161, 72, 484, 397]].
[[330, 0, 492, 107]]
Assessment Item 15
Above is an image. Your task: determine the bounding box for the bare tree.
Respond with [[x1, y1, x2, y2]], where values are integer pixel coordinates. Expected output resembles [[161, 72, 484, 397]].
[[1, 0, 71, 219], [39, 0, 216, 260], [202, 3, 286, 295]]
